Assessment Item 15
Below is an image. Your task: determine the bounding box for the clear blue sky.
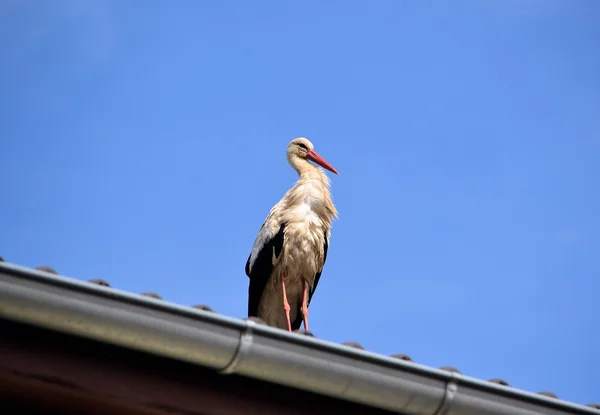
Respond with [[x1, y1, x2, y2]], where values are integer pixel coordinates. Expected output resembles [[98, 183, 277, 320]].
[[1, 0, 598, 406]]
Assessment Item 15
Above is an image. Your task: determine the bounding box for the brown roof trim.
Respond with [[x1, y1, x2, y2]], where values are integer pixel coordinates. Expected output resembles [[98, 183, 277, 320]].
[[0, 318, 390, 415]]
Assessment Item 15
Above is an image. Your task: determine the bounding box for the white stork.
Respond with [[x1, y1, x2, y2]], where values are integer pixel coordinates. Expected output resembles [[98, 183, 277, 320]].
[[245, 137, 339, 332]]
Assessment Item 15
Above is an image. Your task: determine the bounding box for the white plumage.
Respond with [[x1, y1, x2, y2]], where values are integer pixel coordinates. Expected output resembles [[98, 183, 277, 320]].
[[245, 137, 338, 331]]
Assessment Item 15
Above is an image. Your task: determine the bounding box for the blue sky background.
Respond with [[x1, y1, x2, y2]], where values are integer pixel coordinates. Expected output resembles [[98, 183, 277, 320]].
[[1, 0, 599, 406]]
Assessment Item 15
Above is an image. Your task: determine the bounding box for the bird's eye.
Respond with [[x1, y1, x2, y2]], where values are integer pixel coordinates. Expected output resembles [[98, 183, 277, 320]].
[[298, 143, 308, 150]]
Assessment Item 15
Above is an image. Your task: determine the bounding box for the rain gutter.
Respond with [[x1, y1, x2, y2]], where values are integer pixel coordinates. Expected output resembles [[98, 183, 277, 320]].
[[0, 262, 597, 415]]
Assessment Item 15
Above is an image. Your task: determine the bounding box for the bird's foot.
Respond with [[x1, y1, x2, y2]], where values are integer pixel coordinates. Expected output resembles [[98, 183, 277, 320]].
[[301, 307, 309, 332], [301, 281, 309, 331], [281, 273, 292, 332]]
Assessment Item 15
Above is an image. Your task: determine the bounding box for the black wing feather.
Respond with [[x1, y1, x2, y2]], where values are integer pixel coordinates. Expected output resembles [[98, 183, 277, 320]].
[[246, 223, 285, 317], [291, 232, 329, 330]]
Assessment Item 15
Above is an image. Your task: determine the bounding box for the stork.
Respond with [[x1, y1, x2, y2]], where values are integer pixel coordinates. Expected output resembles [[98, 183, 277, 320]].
[[245, 137, 338, 332]]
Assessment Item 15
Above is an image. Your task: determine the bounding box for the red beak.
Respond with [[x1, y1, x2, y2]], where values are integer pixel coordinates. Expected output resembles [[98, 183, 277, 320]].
[[306, 149, 339, 175]]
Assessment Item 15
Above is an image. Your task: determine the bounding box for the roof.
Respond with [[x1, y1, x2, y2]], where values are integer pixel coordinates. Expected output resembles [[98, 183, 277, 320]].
[[0, 257, 598, 415], [0, 309, 393, 415]]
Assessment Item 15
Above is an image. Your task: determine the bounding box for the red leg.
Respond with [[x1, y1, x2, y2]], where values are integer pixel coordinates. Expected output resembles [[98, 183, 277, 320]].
[[280, 273, 292, 331], [301, 281, 309, 331]]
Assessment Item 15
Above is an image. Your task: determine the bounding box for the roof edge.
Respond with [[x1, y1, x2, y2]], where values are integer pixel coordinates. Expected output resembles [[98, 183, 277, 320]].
[[0, 262, 597, 415]]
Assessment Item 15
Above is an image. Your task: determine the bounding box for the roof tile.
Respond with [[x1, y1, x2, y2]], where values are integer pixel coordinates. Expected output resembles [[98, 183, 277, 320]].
[[192, 304, 215, 312], [35, 265, 58, 274], [342, 341, 365, 350], [391, 353, 413, 362], [140, 292, 162, 300], [88, 279, 111, 287], [587, 404, 600, 409], [440, 366, 461, 374], [488, 378, 510, 386]]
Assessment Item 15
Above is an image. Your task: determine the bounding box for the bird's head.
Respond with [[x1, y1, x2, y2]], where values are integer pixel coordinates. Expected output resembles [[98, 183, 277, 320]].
[[287, 137, 339, 175]]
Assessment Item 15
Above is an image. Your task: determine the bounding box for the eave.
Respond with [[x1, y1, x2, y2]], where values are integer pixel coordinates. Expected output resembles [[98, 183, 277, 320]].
[[0, 262, 598, 415]]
